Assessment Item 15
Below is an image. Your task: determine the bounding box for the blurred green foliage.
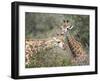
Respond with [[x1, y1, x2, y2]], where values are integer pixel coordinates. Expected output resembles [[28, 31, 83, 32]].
[[25, 12, 89, 68], [26, 47, 72, 68]]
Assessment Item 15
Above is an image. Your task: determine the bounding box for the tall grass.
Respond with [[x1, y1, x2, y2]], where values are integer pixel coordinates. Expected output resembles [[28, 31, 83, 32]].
[[26, 47, 72, 68]]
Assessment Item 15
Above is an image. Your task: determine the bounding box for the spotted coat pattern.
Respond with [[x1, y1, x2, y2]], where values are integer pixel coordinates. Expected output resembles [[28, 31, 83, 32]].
[[67, 36, 89, 65], [25, 38, 64, 65]]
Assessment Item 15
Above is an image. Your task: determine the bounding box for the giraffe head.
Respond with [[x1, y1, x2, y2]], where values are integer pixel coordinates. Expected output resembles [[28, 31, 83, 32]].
[[61, 24, 74, 36], [52, 36, 67, 50], [53, 37, 63, 48]]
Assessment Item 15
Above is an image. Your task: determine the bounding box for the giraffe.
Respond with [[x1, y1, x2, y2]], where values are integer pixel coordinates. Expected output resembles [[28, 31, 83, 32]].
[[25, 37, 65, 65], [60, 22, 89, 65], [67, 35, 89, 65]]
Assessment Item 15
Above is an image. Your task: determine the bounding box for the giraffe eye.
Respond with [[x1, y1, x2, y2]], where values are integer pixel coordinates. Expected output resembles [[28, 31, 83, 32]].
[[58, 41, 60, 43], [61, 34, 63, 35]]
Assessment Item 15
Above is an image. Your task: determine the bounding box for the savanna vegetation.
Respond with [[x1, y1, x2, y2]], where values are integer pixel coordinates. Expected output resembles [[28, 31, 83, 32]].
[[25, 12, 89, 68]]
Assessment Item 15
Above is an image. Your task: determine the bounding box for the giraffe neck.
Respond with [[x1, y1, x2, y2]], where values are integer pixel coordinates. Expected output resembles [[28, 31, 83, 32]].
[[67, 35, 88, 65]]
